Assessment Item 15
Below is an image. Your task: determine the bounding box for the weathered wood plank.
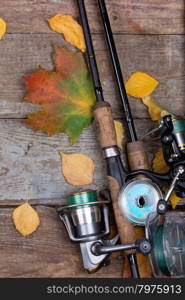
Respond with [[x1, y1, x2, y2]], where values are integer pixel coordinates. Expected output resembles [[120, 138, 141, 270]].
[[0, 0, 183, 280], [0, 206, 122, 277], [0, 34, 184, 119], [0, 0, 184, 34], [0, 119, 159, 205]]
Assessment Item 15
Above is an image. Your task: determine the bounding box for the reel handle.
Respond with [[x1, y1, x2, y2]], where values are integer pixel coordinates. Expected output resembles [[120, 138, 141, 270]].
[[92, 238, 151, 256]]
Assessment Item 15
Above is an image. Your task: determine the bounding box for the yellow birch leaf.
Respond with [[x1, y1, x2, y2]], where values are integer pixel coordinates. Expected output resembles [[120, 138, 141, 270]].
[[123, 227, 152, 278], [60, 152, 94, 186], [48, 14, 86, 52], [125, 72, 159, 98], [0, 18, 6, 39], [163, 187, 183, 209], [114, 120, 126, 149], [12, 203, 40, 236], [142, 96, 169, 121], [169, 190, 183, 209], [152, 148, 170, 174]]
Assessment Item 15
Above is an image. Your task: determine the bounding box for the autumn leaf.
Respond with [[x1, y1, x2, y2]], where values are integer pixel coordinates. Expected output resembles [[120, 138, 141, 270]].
[[24, 45, 96, 144], [152, 148, 170, 174], [60, 152, 95, 186], [48, 14, 86, 52], [12, 203, 40, 236], [0, 18, 6, 39], [142, 96, 169, 121], [125, 72, 159, 98], [114, 120, 126, 149], [123, 227, 152, 278], [125, 72, 169, 120], [169, 191, 183, 209]]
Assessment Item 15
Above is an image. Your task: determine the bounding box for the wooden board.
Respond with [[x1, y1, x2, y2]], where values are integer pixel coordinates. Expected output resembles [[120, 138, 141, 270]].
[[0, 34, 184, 119], [0, 206, 122, 277], [0, 119, 159, 204], [0, 0, 184, 34], [0, 0, 184, 278]]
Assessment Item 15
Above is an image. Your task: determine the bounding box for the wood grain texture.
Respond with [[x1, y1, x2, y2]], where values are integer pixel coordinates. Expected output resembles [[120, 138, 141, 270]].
[[0, 0, 184, 34], [0, 118, 159, 204], [0, 206, 122, 277], [0, 0, 184, 278], [0, 34, 184, 119]]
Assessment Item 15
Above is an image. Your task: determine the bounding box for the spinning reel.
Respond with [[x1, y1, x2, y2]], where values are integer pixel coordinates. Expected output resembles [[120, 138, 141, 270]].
[[124, 115, 185, 218], [146, 211, 185, 277], [58, 190, 151, 272]]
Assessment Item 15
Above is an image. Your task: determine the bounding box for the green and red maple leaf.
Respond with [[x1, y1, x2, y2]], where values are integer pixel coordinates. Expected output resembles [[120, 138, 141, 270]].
[[24, 45, 96, 144]]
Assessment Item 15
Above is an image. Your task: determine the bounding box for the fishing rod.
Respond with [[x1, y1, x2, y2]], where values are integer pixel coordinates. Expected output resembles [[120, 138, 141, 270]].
[[97, 0, 185, 224], [97, 0, 185, 278], [96, 2, 185, 204], [96, 0, 163, 226], [93, 0, 165, 278], [74, 0, 154, 278], [58, 0, 185, 278], [97, 0, 137, 143], [59, 0, 151, 278]]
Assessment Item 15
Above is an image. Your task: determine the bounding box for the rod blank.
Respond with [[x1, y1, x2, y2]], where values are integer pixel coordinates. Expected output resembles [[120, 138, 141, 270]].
[[77, 0, 104, 102], [97, 0, 137, 142]]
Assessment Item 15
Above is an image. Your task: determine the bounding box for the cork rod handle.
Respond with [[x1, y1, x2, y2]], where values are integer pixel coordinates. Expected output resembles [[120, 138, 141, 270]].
[[93, 101, 117, 148]]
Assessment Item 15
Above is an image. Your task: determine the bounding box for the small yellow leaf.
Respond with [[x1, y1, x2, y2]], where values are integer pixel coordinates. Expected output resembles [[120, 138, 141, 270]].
[[169, 191, 183, 209], [12, 203, 40, 236], [125, 72, 159, 98], [142, 96, 169, 121], [48, 14, 86, 52], [114, 120, 126, 149], [60, 152, 94, 186], [0, 18, 6, 39], [163, 188, 183, 209], [152, 148, 170, 174]]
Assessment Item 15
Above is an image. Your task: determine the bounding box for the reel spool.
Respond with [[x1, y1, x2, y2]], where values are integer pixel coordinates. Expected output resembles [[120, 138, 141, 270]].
[[171, 117, 185, 152], [146, 212, 185, 277], [161, 115, 185, 165], [59, 190, 110, 242], [118, 178, 163, 225]]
